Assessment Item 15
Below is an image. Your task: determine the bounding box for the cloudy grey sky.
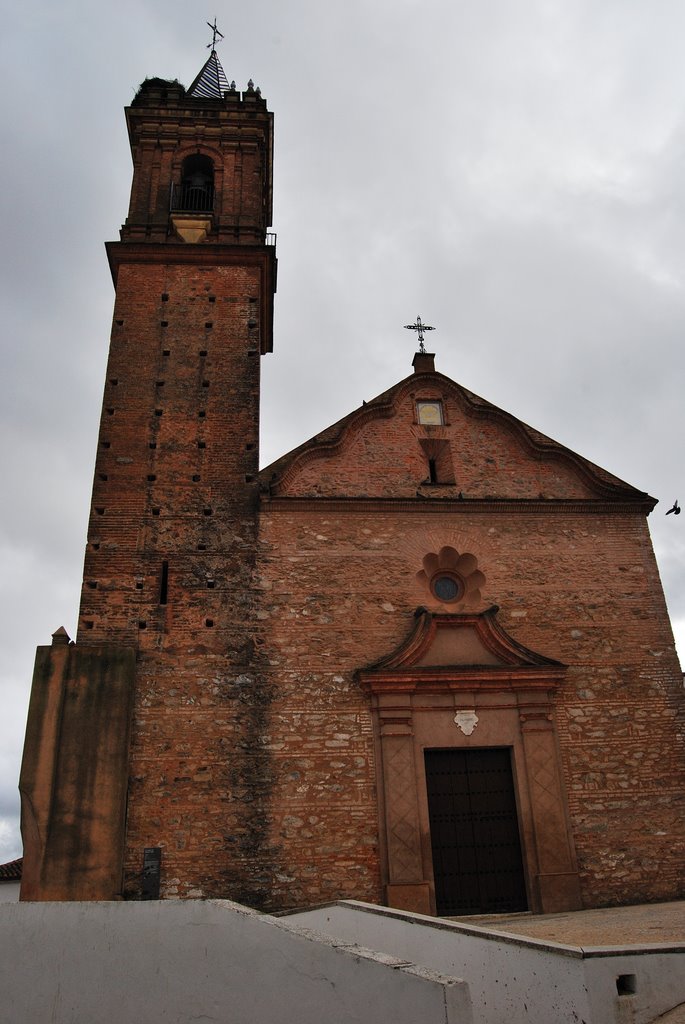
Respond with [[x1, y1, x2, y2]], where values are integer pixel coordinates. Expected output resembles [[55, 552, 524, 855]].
[[1, 0, 684, 861]]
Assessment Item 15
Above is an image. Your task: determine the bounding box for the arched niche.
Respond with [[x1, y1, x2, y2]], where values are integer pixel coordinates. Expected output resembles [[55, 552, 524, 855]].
[[172, 154, 215, 212]]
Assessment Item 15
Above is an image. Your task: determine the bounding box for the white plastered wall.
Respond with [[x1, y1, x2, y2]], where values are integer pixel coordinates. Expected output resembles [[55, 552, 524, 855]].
[[0, 899, 472, 1024]]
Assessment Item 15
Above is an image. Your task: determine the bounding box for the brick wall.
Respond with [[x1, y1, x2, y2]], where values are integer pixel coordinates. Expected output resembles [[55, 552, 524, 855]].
[[75, 253, 280, 905]]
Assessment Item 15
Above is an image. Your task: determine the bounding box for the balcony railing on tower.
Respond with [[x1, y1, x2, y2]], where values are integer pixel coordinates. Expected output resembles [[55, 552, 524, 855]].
[[170, 182, 214, 213]]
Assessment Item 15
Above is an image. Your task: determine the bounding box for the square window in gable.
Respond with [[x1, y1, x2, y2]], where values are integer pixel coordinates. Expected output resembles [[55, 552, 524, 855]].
[[417, 400, 444, 426]]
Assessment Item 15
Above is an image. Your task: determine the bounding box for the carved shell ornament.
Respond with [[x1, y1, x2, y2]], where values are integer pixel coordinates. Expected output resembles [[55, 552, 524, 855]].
[[416, 545, 485, 610]]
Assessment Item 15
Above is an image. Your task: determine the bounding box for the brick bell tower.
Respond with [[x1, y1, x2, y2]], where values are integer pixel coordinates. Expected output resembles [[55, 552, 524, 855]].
[[20, 48, 277, 902]]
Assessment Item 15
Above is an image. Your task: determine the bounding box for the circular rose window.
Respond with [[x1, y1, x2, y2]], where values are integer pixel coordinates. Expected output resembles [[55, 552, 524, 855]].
[[416, 546, 485, 609], [430, 573, 464, 603]]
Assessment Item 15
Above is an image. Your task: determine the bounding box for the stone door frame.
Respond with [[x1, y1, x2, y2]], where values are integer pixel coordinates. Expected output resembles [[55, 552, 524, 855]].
[[358, 608, 582, 917]]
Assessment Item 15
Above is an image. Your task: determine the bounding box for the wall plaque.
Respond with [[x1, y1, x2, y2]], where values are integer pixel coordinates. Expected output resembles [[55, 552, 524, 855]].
[[454, 710, 479, 736]]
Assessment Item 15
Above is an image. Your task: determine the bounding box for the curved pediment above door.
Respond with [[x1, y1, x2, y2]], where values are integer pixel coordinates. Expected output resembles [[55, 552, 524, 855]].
[[357, 606, 566, 693]]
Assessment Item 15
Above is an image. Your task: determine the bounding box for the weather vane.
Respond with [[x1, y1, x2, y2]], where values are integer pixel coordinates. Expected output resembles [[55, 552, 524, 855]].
[[206, 18, 224, 51], [403, 315, 435, 353]]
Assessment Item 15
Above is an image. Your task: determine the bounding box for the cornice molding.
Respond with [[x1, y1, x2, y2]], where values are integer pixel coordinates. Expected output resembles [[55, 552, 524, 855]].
[[260, 495, 655, 514], [106, 241, 275, 274]]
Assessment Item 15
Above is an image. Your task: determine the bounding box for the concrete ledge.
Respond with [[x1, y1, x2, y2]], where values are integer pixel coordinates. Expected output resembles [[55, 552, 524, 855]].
[[285, 899, 685, 1024]]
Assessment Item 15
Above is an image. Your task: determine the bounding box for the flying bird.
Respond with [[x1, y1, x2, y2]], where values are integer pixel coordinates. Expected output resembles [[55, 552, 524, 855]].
[[666, 500, 681, 516]]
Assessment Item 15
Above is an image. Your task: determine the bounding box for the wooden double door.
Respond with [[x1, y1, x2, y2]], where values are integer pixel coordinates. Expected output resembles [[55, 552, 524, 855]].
[[425, 747, 528, 916]]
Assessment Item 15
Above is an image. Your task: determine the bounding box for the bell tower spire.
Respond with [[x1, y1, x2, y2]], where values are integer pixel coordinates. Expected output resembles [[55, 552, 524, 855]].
[[120, 51, 273, 249], [20, 49, 277, 902]]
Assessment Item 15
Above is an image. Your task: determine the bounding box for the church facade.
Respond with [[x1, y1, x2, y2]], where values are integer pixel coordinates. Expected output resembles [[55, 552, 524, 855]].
[[19, 52, 685, 917]]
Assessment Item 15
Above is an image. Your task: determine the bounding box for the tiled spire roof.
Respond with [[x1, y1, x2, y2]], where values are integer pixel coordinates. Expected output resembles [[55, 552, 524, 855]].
[[188, 50, 230, 99]]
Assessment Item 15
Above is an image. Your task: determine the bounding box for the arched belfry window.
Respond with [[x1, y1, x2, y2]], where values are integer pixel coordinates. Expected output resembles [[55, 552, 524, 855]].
[[171, 155, 214, 213]]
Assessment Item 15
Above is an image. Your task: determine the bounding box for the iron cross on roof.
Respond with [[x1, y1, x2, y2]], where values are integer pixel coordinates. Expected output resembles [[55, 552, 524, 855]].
[[206, 17, 224, 51], [404, 315, 435, 353]]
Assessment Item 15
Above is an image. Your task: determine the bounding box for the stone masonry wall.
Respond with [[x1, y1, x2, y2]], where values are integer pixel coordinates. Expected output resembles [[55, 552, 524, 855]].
[[256, 504, 684, 910]]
